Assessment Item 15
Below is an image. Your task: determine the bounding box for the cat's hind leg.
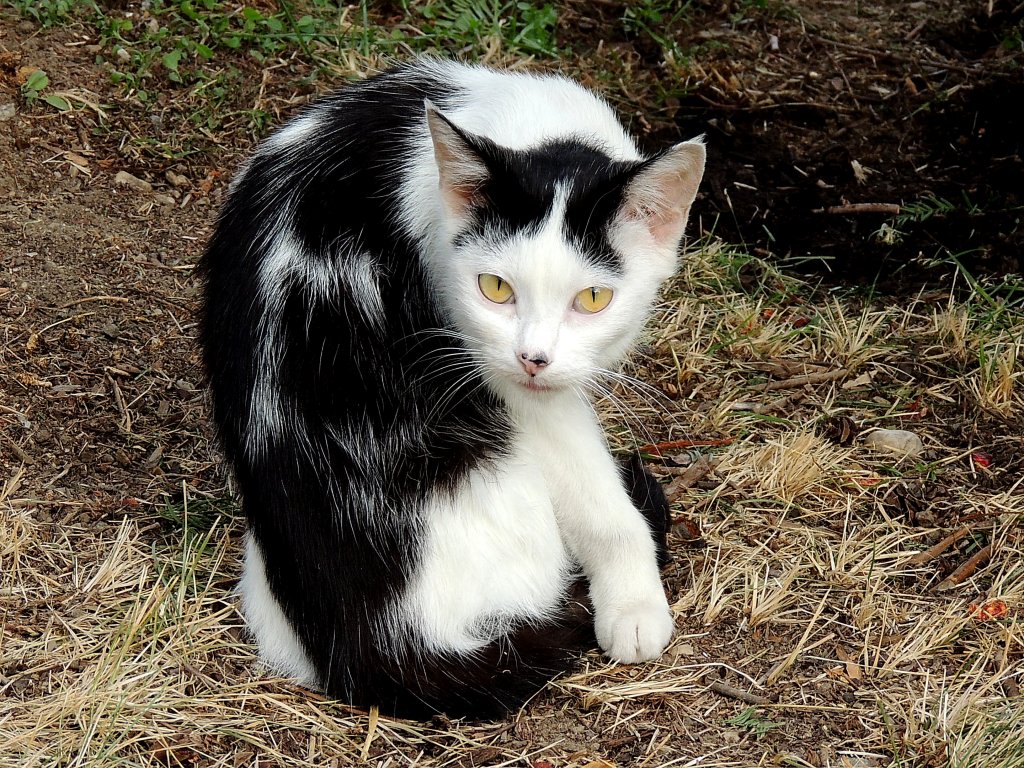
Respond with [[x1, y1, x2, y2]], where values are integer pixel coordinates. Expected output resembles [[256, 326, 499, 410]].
[[382, 454, 587, 718], [238, 535, 320, 688]]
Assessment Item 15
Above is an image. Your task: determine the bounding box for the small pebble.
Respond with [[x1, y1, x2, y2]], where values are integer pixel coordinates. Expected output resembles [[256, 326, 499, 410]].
[[114, 170, 152, 193], [863, 428, 924, 457], [165, 169, 190, 188]]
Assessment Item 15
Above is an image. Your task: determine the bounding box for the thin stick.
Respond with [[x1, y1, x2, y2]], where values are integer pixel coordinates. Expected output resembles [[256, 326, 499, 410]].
[[639, 438, 735, 456], [907, 526, 972, 565], [359, 706, 379, 761], [706, 678, 769, 705], [760, 369, 849, 391], [815, 203, 901, 215], [665, 456, 715, 501], [935, 545, 993, 592], [56, 295, 130, 309]]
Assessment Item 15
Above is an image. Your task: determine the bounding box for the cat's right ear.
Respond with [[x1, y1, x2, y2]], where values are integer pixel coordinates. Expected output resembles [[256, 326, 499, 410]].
[[425, 101, 490, 221]]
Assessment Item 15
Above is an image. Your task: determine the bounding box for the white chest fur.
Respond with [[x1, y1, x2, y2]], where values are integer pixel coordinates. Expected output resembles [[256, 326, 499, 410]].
[[403, 439, 573, 654]]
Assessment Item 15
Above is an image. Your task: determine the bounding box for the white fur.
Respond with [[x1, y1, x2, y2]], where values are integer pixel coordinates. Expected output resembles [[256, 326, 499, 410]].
[[240, 536, 320, 685], [246, 230, 295, 457], [263, 113, 320, 152], [516, 393, 673, 661], [403, 445, 573, 654], [404, 390, 672, 663], [432, 183, 676, 406]]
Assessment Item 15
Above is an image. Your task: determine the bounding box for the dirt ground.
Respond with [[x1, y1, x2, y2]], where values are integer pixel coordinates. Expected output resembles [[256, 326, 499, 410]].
[[1, 1, 1022, 767], [554, 0, 1024, 288]]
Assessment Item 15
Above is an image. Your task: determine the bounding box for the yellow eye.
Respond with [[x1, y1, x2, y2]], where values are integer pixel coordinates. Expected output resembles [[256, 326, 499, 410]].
[[478, 273, 514, 304], [574, 286, 613, 314]]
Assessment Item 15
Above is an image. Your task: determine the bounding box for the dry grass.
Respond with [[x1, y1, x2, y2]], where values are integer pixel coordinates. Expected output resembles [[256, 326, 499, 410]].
[[3, 237, 1021, 767]]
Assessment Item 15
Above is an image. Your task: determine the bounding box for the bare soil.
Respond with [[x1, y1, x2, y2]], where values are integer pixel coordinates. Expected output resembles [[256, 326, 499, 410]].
[[557, 0, 1024, 290]]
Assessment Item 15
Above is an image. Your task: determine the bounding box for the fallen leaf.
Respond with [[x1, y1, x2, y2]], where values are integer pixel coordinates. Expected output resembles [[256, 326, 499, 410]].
[[852, 474, 883, 487], [43, 93, 71, 111], [66, 152, 90, 169], [15, 372, 50, 387], [972, 452, 992, 469], [841, 370, 873, 389], [969, 599, 1008, 621], [15, 65, 39, 86]]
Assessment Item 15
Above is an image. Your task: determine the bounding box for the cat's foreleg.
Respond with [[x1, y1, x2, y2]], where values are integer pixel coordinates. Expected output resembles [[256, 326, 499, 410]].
[[522, 398, 673, 663]]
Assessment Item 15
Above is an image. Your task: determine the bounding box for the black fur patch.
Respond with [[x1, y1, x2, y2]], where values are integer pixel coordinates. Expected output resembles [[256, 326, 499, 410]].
[[451, 128, 643, 271], [619, 453, 672, 570]]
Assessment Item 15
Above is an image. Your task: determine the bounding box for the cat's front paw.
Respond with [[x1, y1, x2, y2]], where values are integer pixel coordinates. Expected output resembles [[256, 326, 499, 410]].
[[596, 599, 674, 664]]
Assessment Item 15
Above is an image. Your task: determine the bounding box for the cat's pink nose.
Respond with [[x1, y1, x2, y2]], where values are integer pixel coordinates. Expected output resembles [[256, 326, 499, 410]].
[[518, 352, 549, 376]]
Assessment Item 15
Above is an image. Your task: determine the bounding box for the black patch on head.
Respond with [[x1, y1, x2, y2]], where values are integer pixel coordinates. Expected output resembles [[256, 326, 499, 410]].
[[451, 131, 642, 270]]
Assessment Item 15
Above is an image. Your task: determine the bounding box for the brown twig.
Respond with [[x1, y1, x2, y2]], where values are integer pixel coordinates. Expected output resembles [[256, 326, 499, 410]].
[[815, 203, 901, 215], [729, 390, 807, 415], [55, 295, 131, 309], [664, 456, 716, 502], [106, 374, 131, 433], [760, 369, 849, 392], [749, 360, 831, 376], [935, 545, 993, 592], [639, 438, 735, 456], [908, 526, 972, 565], [706, 678, 769, 705], [905, 20, 928, 41], [3, 434, 34, 465]]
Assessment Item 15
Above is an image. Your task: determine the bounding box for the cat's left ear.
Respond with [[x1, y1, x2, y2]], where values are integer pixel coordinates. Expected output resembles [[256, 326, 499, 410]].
[[616, 138, 706, 254], [425, 101, 490, 221]]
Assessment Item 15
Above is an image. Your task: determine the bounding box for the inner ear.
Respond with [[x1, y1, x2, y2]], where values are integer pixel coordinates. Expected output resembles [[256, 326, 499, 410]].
[[618, 139, 706, 251], [425, 101, 491, 220]]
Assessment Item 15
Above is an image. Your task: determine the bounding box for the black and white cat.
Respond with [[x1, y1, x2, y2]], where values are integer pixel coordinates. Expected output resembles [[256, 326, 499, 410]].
[[200, 58, 705, 718]]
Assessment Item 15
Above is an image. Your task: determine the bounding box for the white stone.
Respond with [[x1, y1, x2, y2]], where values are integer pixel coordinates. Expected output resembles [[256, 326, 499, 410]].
[[863, 429, 924, 457]]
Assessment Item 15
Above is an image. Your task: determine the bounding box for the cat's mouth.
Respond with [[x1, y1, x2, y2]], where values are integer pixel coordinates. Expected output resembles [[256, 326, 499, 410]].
[[522, 377, 551, 392]]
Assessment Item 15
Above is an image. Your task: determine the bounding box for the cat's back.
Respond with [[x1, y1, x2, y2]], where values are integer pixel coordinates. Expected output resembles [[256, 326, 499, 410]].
[[247, 59, 641, 186], [407, 59, 641, 158]]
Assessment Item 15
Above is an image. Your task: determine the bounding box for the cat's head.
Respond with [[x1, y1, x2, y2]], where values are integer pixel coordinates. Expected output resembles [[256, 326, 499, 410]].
[[424, 103, 705, 404]]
